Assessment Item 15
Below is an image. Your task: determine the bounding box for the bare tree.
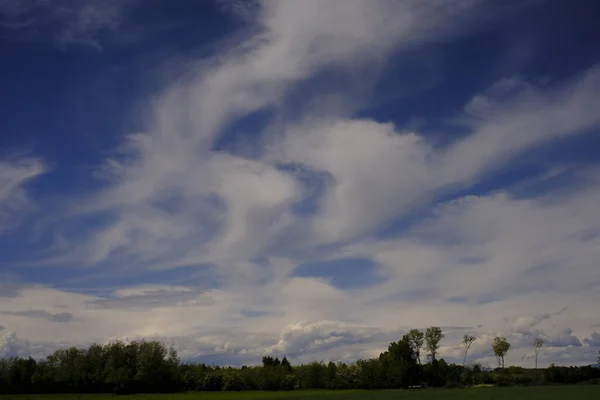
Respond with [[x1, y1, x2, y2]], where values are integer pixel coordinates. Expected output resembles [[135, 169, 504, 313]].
[[462, 335, 476, 366], [532, 338, 544, 369]]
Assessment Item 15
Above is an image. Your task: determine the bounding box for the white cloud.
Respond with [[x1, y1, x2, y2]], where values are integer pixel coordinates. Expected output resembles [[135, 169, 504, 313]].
[[0, 310, 74, 323], [84, 285, 215, 310], [48, 0, 489, 271], [1, 278, 599, 366], [441, 67, 600, 180], [267, 67, 600, 244], [335, 168, 600, 306], [272, 120, 432, 243], [584, 332, 600, 347], [266, 320, 401, 360], [0, 331, 72, 359], [0, 155, 46, 232], [0, 0, 140, 48]]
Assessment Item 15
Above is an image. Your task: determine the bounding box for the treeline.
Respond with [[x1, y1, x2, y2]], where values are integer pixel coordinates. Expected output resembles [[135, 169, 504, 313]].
[[0, 341, 180, 394], [1, 329, 599, 394]]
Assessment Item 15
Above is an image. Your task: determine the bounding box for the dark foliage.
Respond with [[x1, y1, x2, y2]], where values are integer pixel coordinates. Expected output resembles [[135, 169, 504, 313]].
[[1, 337, 599, 394]]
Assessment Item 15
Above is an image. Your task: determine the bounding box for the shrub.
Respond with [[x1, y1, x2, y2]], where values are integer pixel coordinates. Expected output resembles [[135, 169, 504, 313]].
[[494, 374, 512, 387], [222, 370, 244, 391], [202, 372, 223, 391], [281, 374, 297, 390]]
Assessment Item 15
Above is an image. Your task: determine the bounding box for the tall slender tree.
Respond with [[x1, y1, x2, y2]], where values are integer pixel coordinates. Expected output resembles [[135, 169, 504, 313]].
[[492, 337, 511, 370], [462, 335, 476, 366], [532, 338, 544, 369], [406, 329, 425, 365], [424, 327, 445, 362]]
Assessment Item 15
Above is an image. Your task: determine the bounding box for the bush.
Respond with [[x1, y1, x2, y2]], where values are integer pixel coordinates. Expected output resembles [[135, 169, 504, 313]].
[[578, 378, 600, 385], [222, 370, 244, 391], [202, 372, 223, 391], [513, 374, 534, 386], [281, 374, 297, 390], [2, 336, 600, 394], [460, 369, 474, 386], [494, 374, 512, 387], [474, 371, 494, 385]]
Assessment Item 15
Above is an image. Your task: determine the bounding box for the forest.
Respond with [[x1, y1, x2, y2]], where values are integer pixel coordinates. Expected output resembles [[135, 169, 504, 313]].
[[1, 327, 599, 394]]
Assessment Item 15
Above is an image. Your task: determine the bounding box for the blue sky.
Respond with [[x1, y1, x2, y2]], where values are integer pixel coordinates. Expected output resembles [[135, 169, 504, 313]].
[[1, 0, 600, 367]]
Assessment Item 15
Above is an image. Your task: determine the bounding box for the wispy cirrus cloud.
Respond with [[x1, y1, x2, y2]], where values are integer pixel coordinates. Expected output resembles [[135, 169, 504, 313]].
[[0, 310, 74, 323], [85, 286, 215, 310], [0, 0, 141, 48], [0, 155, 46, 232], [45, 0, 491, 271]]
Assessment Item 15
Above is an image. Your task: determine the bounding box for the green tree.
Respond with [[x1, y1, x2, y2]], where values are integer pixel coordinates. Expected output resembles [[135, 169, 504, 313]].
[[424, 327, 445, 362], [492, 337, 511, 370], [222, 369, 244, 391], [301, 361, 327, 389], [332, 362, 358, 389], [356, 358, 385, 389], [406, 329, 424, 365], [379, 335, 420, 388], [84, 343, 107, 391], [532, 338, 544, 369], [281, 356, 292, 372], [103, 341, 135, 394], [262, 356, 280, 368], [47, 347, 88, 391], [462, 335, 476, 366], [202, 371, 223, 391], [326, 361, 337, 388]]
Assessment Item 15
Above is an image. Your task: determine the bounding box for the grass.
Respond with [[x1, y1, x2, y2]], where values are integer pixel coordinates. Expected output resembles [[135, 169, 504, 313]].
[[2, 386, 599, 400]]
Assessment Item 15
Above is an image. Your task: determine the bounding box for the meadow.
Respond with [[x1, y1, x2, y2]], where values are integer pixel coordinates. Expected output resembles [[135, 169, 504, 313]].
[[2, 386, 600, 400]]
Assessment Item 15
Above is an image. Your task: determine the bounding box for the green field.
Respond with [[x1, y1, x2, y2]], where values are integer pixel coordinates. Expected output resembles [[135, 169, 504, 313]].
[[2, 387, 599, 400]]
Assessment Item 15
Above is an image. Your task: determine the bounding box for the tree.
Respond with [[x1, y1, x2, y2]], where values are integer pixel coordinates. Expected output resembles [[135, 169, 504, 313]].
[[424, 327, 445, 362], [378, 336, 420, 388], [462, 335, 476, 366], [492, 337, 511, 370], [532, 338, 544, 369], [281, 356, 292, 372], [406, 329, 425, 365], [262, 356, 279, 368], [597, 350, 600, 366]]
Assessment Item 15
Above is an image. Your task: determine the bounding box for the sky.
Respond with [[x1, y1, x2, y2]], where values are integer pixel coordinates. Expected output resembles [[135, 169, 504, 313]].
[[1, 0, 600, 368]]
